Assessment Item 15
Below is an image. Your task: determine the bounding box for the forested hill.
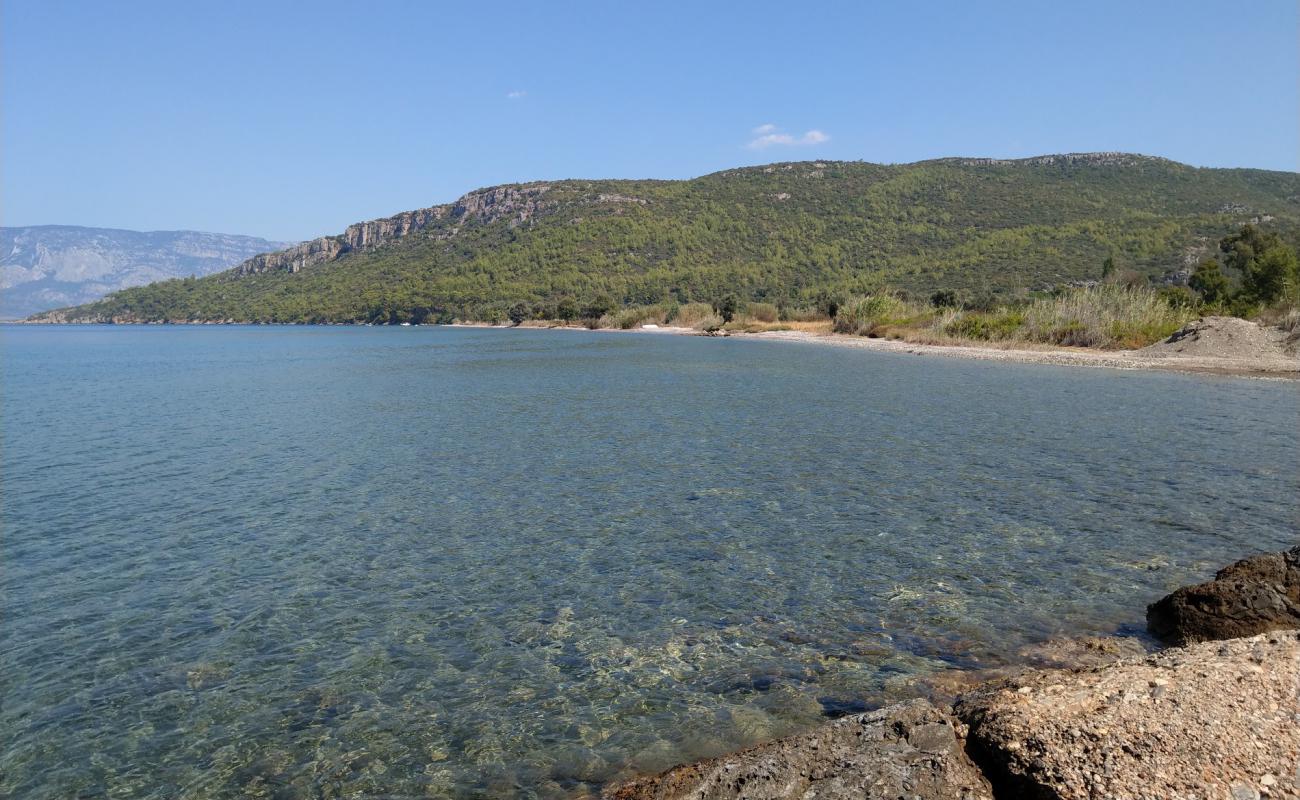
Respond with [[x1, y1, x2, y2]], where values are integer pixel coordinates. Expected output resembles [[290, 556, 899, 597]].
[[31, 153, 1300, 324]]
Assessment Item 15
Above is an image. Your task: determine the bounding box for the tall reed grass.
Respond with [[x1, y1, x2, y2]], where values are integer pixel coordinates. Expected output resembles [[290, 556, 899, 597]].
[[1019, 285, 1191, 348]]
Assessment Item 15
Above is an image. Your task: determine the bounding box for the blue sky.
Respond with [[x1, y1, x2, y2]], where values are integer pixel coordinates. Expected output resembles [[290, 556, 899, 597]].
[[4, 0, 1296, 241]]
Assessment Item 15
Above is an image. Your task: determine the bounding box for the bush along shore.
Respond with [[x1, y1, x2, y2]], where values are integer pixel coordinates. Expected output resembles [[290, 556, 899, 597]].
[[498, 225, 1300, 357], [604, 547, 1300, 800]]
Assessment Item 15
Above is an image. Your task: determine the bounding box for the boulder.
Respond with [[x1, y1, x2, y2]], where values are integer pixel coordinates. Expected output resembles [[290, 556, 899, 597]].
[[602, 699, 992, 800], [1147, 547, 1300, 645], [954, 631, 1300, 800]]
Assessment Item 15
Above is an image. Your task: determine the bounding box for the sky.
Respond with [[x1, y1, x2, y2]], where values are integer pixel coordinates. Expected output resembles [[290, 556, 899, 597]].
[[3, 0, 1297, 242]]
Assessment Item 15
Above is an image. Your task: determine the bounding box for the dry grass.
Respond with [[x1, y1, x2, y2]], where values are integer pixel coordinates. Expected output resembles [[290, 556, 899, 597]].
[[518, 285, 1194, 352], [670, 302, 722, 330], [1019, 285, 1191, 348], [747, 302, 779, 323], [603, 304, 671, 329]]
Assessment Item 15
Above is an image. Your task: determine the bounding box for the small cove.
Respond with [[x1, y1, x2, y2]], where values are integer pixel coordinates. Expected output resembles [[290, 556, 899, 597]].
[[2, 324, 1297, 798]]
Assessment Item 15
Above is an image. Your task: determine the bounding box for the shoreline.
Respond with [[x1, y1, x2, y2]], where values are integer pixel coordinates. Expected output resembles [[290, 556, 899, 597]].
[[504, 321, 1300, 380], [11, 319, 1297, 379], [605, 548, 1300, 799]]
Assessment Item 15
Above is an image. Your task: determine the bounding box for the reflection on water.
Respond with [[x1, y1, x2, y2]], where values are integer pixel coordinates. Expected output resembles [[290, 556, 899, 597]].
[[2, 325, 1296, 798]]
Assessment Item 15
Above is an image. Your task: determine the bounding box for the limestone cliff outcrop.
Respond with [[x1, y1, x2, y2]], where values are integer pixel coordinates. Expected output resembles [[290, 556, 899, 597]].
[[233, 184, 553, 276]]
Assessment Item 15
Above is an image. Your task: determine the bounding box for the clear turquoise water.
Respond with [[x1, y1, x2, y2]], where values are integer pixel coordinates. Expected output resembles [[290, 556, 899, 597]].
[[2, 325, 1296, 799]]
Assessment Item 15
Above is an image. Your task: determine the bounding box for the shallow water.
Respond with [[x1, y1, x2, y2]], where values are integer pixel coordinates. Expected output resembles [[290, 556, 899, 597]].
[[2, 325, 1296, 799]]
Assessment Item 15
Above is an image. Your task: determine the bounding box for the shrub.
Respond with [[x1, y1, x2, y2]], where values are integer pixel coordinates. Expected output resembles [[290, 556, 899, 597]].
[[1188, 259, 1230, 305], [780, 305, 826, 322], [609, 304, 668, 329], [555, 297, 578, 322], [944, 311, 1025, 341], [583, 294, 617, 320], [930, 290, 959, 308], [832, 292, 916, 335], [714, 295, 739, 324]]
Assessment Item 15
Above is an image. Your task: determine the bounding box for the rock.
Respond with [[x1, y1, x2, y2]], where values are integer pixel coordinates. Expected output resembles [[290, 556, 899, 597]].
[[233, 184, 553, 276], [890, 635, 1150, 707], [955, 631, 1300, 800], [1147, 547, 1300, 645], [602, 699, 992, 800]]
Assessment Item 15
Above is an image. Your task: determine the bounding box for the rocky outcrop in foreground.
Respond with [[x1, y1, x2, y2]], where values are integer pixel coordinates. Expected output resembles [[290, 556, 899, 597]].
[[606, 549, 1300, 800], [607, 700, 992, 800], [1147, 546, 1300, 645], [957, 631, 1298, 800]]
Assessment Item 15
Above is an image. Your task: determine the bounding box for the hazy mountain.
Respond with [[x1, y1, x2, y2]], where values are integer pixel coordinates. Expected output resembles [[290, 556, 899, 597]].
[[31, 154, 1300, 323], [2, 226, 292, 319]]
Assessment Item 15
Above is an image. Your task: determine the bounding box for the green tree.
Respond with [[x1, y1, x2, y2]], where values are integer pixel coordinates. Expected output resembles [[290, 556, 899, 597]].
[[508, 301, 531, 326], [1188, 258, 1229, 305], [583, 294, 616, 320], [1220, 224, 1299, 304], [1101, 256, 1116, 280], [714, 294, 738, 323], [1246, 246, 1298, 305], [555, 297, 578, 322]]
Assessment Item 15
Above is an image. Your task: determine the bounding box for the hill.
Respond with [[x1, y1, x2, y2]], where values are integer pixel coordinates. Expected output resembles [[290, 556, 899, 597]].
[[2, 226, 292, 319], [29, 154, 1300, 324]]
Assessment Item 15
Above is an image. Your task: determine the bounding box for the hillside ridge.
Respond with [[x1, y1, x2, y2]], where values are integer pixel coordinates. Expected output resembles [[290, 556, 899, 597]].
[[28, 153, 1300, 324], [218, 154, 1195, 279]]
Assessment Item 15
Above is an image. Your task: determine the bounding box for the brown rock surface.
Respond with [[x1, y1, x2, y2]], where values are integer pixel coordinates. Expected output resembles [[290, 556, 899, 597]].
[[902, 636, 1152, 706], [1147, 547, 1300, 645], [955, 631, 1300, 800], [602, 699, 992, 800]]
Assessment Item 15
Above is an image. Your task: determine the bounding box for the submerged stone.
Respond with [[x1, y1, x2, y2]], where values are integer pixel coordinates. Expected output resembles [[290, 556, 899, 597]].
[[603, 698, 993, 800]]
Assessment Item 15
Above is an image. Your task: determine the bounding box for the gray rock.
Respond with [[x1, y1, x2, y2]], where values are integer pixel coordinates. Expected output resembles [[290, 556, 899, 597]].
[[1147, 546, 1300, 645], [233, 184, 553, 277], [602, 699, 993, 800]]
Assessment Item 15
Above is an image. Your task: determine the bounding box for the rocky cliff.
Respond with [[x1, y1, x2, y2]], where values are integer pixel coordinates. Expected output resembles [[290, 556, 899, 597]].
[[232, 184, 552, 276]]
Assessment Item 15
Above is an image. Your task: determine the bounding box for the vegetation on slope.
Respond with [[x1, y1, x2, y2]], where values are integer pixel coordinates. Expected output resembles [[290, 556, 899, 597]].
[[32, 154, 1300, 326], [531, 225, 1300, 351]]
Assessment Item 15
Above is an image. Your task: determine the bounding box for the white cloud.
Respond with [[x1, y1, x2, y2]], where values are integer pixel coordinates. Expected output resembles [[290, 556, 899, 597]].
[[746, 125, 830, 149], [506, 90, 527, 100]]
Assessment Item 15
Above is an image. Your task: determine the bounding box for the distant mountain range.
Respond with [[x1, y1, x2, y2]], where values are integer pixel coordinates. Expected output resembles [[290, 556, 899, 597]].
[[27, 154, 1300, 323], [1, 226, 292, 319]]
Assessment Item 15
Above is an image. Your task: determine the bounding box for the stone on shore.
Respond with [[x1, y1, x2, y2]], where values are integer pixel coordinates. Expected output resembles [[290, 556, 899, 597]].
[[1147, 546, 1300, 645], [954, 631, 1300, 800], [603, 698, 993, 800]]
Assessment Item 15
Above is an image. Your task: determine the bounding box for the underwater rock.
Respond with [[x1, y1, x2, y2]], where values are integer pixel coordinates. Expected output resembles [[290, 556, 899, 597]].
[[603, 698, 992, 799], [1147, 546, 1300, 645]]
